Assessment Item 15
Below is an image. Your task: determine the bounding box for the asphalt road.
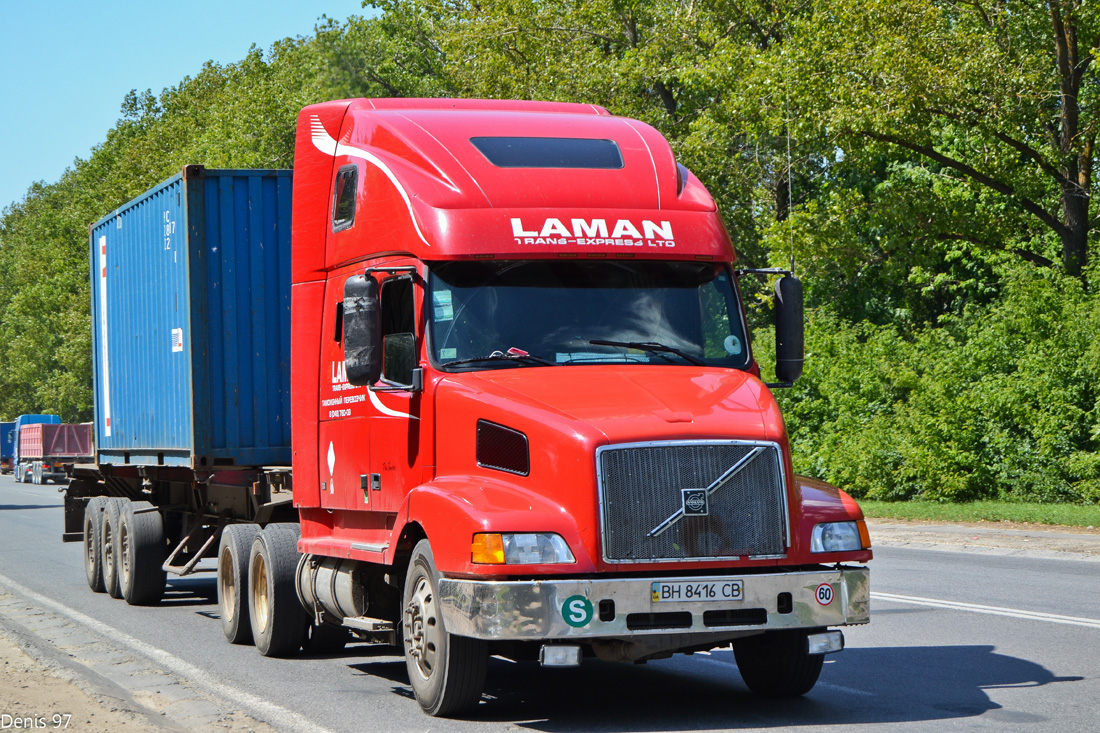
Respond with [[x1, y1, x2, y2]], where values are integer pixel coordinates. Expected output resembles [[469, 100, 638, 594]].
[[1, 476, 1098, 732]]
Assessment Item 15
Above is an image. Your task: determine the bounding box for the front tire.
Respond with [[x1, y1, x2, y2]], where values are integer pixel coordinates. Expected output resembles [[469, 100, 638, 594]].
[[218, 524, 260, 644], [248, 524, 307, 657], [403, 539, 487, 717], [83, 497, 108, 593], [733, 630, 824, 697], [117, 501, 167, 605]]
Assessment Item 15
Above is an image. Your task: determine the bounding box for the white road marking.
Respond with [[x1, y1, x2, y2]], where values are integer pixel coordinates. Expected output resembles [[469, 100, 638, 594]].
[[0, 573, 339, 733], [873, 592, 1100, 629]]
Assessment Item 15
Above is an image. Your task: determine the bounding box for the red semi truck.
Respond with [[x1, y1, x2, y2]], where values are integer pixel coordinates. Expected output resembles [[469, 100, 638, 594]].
[[66, 98, 871, 717]]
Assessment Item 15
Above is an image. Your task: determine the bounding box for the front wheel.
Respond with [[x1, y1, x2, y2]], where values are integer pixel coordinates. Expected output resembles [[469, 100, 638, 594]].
[[403, 539, 487, 717], [733, 630, 824, 698]]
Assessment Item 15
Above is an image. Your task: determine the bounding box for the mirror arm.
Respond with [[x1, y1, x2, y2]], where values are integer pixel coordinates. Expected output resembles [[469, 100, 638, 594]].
[[370, 368, 424, 394]]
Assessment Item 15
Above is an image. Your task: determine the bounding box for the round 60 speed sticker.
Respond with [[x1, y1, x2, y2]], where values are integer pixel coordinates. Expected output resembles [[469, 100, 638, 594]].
[[815, 583, 835, 606]]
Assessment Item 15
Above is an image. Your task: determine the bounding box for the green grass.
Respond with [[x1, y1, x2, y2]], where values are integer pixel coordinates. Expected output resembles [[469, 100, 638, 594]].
[[859, 500, 1100, 528]]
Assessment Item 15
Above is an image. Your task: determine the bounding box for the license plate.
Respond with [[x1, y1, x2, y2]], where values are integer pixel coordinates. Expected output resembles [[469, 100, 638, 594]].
[[651, 579, 743, 603]]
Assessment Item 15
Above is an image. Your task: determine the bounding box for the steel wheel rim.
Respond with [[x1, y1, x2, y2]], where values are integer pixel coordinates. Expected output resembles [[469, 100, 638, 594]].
[[404, 573, 440, 681], [103, 523, 115, 579], [251, 553, 270, 634], [119, 523, 131, 585], [219, 548, 237, 623], [84, 515, 96, 572]]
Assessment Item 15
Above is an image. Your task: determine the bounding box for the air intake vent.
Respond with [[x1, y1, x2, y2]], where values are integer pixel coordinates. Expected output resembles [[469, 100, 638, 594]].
[[476, 420, 530, 476]]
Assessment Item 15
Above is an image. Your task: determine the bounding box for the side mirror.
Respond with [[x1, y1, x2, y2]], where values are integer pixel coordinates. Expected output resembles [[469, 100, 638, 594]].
[[774, 276, 804, 384], [382, 332, 417, 387], [343, 275, 381, 386]]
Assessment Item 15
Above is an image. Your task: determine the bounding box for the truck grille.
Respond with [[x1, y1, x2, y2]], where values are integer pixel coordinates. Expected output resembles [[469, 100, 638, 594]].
[[597, 441, 788, 563]]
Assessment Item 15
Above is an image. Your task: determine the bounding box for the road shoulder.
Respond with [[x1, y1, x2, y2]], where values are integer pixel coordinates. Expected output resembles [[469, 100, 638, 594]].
[[866, 518, 1100, 560]]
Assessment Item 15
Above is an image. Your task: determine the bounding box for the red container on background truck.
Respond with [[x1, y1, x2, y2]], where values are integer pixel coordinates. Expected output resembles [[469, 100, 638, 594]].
[[66, 98, 871, 717], [17, 422, 93, 484]]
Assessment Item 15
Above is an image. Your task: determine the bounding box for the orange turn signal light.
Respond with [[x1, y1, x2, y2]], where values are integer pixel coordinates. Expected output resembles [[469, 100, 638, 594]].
[[857, 519, 871, 549], [471, 533, 506, 564]]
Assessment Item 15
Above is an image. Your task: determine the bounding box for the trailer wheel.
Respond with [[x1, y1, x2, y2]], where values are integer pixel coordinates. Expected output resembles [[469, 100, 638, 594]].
[[83, 497, 108, 593], [102, 499, 124, 599], [117, 501, 167, 606], [403, 539, 487, 717], [733, 630, 824, 698], [248, 524, 307, 657], [218, 524, 260, 644]]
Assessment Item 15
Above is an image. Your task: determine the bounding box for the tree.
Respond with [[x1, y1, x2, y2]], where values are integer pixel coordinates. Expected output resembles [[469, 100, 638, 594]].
[[793, 0, 1099, 278]]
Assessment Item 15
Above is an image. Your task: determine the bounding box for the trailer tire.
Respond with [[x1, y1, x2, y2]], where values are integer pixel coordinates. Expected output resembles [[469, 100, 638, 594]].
[[733, 629, 824, 698], [403, 539, 487, 717], [102, 499, 124, 599], [83, 497, 108, 593], [248, 524, 306, 657], [117, 501, 167, 606], [218, 524, 260, 644]]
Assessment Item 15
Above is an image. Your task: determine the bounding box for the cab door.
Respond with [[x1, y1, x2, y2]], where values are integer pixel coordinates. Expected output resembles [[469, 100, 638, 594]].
[[367, 263, 425, 515]]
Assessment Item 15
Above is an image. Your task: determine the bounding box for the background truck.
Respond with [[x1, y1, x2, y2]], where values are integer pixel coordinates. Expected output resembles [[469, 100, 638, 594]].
[[17, 422, 93, 484], [13, 414, 60, 483], [0, 421, 13, 474], [64, 98, 872, 717]]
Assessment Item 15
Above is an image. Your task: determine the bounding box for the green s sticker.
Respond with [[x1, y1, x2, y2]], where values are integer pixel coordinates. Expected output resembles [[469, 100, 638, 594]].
[[562, 595, 594, 628]]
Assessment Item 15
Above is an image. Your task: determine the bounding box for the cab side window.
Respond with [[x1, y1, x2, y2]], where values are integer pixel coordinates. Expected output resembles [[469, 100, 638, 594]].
[[332, 165, 358, 232], [380, 277, 416, 386]]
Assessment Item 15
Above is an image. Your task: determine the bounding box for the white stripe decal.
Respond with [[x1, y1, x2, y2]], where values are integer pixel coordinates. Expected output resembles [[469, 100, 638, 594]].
[[872, 592, 1100, 629], [368, 389, 418, 420], [625, 120, 661, 209], [310, 115, 432, 247], [98, 236, 112, 438]]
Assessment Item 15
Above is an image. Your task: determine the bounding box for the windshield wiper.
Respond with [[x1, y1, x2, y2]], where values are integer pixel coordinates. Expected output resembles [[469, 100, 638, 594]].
[[588, 339, 706, 366], [444, 349, 554, 369]]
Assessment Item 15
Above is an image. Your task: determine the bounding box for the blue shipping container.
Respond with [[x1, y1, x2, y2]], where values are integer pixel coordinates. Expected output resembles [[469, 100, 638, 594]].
[[1, 421, 15, 461], [89, 166, 292, 469]]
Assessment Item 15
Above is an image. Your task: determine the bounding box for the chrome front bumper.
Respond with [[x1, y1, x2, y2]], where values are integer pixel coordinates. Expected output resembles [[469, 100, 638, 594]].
[[438, 566, 869, 641]]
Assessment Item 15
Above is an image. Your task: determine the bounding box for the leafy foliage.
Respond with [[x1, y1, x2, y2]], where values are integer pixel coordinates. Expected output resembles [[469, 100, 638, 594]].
[[0, 2, 1098, 504]]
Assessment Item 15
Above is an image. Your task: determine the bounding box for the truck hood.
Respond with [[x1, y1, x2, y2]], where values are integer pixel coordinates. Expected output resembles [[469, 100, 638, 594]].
[[437, 365, 786, 446]]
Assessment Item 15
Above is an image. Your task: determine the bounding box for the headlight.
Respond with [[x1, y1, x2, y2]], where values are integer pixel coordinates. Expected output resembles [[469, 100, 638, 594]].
[[811, 521, 864, 553], [471, 533, 576, 565]]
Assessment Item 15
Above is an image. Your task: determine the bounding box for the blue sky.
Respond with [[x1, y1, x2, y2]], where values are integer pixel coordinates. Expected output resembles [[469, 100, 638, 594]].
[[0, 0, 371, 213]]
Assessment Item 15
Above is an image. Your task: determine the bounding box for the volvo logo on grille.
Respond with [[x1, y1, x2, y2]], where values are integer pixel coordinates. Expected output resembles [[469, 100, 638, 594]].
[[682, 488, 709, 516]]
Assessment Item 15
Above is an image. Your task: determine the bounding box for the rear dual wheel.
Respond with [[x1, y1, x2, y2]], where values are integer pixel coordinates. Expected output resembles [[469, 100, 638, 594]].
[[99, 498, 166, 604], [83, 497, 108, 593], [248, 524, 307, 657], [116, 501, 167, 605], [218, 524, 260, 644], [101, 499, 123, 598]]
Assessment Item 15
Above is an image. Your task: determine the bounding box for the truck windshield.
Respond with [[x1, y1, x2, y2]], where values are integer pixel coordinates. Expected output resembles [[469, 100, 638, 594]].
[[428, 260, 751, 370]]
